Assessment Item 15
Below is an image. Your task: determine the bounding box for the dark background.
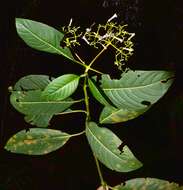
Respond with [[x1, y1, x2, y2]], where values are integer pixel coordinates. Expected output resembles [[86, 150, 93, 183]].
[[1, 0, 183, 189]]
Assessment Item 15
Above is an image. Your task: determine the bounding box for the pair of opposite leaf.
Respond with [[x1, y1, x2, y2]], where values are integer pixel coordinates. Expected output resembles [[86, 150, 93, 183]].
[[89, 70, 174, 124], [9, 70, 174, 128]]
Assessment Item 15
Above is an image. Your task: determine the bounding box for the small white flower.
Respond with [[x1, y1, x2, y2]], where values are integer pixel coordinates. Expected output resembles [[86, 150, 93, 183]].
[[107, 13, 118, 22], [86, 28, 91, 32], [68, 18, 73, 27], [82, 36, 90, 45]]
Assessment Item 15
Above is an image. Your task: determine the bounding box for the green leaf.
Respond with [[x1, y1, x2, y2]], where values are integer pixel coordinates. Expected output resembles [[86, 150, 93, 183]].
[[10, 90, 76, 127], [100, 70, 174, 123], [5, 128, 71, 155], [88, 78, 111, 106], [42, 74, 80, 101], [100, 106, 148, 124], [16, 18, 74, 60], [86, 122, 142, 172], [116, 178, 183, 190], [14, 75, 54, 91]]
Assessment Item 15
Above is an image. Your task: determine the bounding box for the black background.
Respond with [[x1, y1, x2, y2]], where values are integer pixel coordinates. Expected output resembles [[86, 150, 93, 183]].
[[1, 0, 183, 189]]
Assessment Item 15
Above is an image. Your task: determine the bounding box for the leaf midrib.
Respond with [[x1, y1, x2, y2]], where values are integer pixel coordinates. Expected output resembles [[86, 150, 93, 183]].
[[19, 101, 74, 104], [18, 134, 71, 141]]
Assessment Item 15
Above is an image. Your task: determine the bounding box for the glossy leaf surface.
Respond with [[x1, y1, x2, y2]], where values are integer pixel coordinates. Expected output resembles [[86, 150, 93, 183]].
[[42, 74, 80, 101], [16, 18, 74, 60], [5, 128, 70, 155], [100, 70, 174, 123], [86, 122, 142, 172], [116, 178, 183, 190]]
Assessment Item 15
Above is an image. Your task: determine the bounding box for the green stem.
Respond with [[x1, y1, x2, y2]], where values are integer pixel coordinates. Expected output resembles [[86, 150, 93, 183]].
[[56, 110, 87, 115], [75, 52, 104, 75], [69, 130, 85, 138], [93, 154, 106, 187], [88, 67, 104, 75], [86, 36, 119, 73], [83, 75, 90, 121], [72, 57, 87, 68], [83, 74, 106, 188], [81, 48, 107, 188], [75, 52, 86, 65], [86, 43, 111, 72], [70, 98, 85, 103]]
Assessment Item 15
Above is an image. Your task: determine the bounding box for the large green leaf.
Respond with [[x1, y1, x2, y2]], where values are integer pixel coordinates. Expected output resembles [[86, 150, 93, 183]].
[[86, 122, 142, 172], [10, 90, 76, 127], [100, 70, 174, 123], [16, 18, 74, 60], [116, 178, 183, 190], [5, 128, 71, 155], [88, 78, 111, 106], [42, 74, 80, 101]]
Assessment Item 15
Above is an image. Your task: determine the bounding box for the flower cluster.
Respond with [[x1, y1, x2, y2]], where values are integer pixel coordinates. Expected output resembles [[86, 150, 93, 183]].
[[62, 18, 82, 47], [62, 15, 135, 70]]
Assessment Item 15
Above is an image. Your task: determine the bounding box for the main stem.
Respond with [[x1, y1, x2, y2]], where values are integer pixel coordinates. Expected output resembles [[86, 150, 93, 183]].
[[93, 154, 106, 187], [81, 43, 113, 188], [83, 73, 107, 189], [83, 74, 106, 187], [83, 75, 90, 121]]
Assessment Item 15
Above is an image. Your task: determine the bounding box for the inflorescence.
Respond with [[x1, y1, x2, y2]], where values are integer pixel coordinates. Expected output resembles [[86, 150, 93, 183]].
[[62, 14, 135, 70]]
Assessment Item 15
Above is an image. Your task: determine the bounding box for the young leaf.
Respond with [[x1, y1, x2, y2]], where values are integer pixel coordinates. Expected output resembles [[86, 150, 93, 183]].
[[5, 128, 71, 155], [86, 122, 142, 172], [88, 78, 111, 106], [115, 178, 183, 190], [42, 74, 80, 101], [10, 90, 76, 127], [99, 106, 148, 124], [100, 71, 174, 120], [14, 75, 54, 91], [16, 18, 74, 61]]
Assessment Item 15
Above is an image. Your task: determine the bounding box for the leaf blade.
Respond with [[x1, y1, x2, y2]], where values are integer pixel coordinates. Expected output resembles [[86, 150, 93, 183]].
[[16, 18, 74, 60], [42, 74, 80, 101], [100, 106, 148, 124], [86, 122, 142, 172], [88, 78, 111, 106], [100, 70, 174, 122], [5, 128, 70, 155]]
